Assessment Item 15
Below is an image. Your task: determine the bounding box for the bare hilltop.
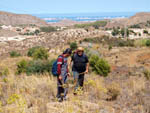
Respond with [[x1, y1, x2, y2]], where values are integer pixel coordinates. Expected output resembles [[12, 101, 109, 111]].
[[0, 11, 47, 26], [106, 12, 150, 28]]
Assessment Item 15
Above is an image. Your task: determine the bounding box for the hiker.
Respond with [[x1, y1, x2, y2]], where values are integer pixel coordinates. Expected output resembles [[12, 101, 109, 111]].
[[71, 47, 89, 94], [56, 48, 72, 102]]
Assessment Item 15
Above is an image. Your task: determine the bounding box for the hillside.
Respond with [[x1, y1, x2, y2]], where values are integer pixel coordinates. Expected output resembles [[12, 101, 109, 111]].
[[105, 12, 150, 28], [0, 11, 47, 26], [127, 12, 150, 25]]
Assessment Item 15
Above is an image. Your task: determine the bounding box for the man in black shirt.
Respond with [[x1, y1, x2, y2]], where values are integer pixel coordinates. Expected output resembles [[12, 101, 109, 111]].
[[71, 47, 89, 94]]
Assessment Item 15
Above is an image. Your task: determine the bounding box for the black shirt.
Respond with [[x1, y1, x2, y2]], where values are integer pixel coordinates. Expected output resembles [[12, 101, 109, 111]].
[[71, 53, 89, 73]]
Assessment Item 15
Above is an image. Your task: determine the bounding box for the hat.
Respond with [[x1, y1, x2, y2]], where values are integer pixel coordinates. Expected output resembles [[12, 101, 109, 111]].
[[77, 47, 84, 51]]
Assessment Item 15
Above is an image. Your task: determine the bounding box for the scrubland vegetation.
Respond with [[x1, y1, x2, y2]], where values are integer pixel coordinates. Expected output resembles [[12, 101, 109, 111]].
[[74, 21, 107, 29], [1, 37, 150, 113]]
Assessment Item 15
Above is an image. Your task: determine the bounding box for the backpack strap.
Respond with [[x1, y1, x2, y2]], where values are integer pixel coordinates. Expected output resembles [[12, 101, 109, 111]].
[[58, 55, 64, 65]]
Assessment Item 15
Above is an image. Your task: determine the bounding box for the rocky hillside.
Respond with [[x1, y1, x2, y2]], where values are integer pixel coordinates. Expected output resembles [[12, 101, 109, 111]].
[[0, 11, 47, 26], [105, 12, 150, 28], [127, 12, 150, 25]]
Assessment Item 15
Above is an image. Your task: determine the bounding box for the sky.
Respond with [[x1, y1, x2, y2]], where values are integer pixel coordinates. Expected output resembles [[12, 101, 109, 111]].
[[0, 0, 150, 14]]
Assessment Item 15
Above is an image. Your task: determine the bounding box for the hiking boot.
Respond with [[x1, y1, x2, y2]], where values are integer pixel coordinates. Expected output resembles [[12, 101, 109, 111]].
[[64, 96, 68, 101], [58, 98, 63, 102]]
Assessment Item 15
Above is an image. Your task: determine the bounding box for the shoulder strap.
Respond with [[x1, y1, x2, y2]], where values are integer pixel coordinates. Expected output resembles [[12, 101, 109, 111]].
[[58, 55, 64, 64]]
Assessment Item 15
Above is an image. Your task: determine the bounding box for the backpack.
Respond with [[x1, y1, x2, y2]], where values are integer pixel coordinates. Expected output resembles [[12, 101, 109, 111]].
[[52, 55, 64, 76]]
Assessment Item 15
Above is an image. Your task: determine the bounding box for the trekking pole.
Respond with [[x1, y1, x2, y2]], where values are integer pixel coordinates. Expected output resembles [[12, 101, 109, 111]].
[[78, 72, 86, 75]]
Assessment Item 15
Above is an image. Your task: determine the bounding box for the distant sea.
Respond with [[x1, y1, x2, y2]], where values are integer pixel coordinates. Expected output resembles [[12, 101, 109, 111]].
[[33, 12, 136, 23]]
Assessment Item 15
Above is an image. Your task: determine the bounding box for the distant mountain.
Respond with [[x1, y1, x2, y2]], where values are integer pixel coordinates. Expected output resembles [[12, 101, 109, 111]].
[[0, 11, 47, 26]]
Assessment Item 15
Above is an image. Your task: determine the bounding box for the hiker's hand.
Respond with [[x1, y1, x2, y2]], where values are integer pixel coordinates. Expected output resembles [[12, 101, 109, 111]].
[[67, 73, 71, 77], [85, 70, 89, 74], [59, 75, 62, 80]]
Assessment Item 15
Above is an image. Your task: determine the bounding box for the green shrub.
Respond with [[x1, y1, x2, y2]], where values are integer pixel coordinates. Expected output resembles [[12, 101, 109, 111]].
[[112, 28, 120, 36], [34, 29, 40, 35], [27, 46, 41, 57], [32, 47, 49, 60], [9, 51, 21, 57], [92, 21, 107, 28], [26, 59, 55, 75], [134, 39, 149, 47], [40, 26, 57, 32], [108, 45, 112, 50], [121, 28, 129, 37], [16, 59, 28, 74], [118, 40, 134, 47], [129, 24, 141, 28], [143, 30, 149, 34], [146, 40, 150, 47], [16, 59, 55, 75], [90, 55, 110, 77], [26, 60, 45, 75], [70, 42, 78, 50], [74, 21, 107, 29]]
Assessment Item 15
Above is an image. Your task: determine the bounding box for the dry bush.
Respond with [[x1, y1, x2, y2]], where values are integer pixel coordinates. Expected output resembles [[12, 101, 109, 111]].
[[0, 74, 57, 113], [126, 76, 146, 95], [106, 82, 121, 101], [84, 76, 107, 101]]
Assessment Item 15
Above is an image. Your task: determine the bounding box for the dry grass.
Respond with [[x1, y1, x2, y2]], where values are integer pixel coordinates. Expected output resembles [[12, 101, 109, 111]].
[[0, 47, 150, 113]]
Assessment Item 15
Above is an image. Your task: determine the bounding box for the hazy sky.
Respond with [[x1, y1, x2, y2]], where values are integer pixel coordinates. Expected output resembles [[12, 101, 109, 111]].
[[0, 0, 150, 14]]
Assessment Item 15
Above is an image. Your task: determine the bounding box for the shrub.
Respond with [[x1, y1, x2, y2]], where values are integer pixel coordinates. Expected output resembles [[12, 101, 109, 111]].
[[106, 82, 121, 101], [112, 28, 120, 36], [92, 21, 107, 28], [143, 69, 150, 80], [16, 28, 21, 31], [32, 47, 49, 60], [9, 51, 21, 57], [26, 60, 46, 75], [108, 45, 112, 50], [90, 55, 110, 77], [74, 21, 107, 29], [129, 24, 141, 28], [143, 30, 149, 34], [121, 28, 129, 37], [70, 42, 78, 50], [16, 59, 28, 74], [0, 67, 9, 76], [40, 26, 57, 32], [146, 40, 150, 47], [16, 59, 55, 75], [118, 40, 134, 47], [26, 59, 55, 75], [34, 29, 40, 35], [27, 46, 41, 57]]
